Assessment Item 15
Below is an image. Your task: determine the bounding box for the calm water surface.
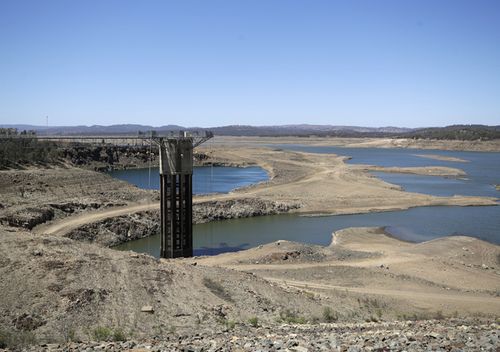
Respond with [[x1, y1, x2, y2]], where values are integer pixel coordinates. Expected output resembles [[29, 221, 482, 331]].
[[112, 146, 500, 257], [108, 166, 269, 194], [116, 206, 500, 257]]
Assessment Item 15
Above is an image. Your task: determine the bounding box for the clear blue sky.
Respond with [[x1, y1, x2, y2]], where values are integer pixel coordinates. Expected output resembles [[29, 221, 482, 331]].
[[0, 0, 499, 127]]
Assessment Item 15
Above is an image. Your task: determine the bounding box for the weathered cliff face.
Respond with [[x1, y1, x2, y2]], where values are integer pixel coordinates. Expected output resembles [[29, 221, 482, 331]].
[[194, 198, 300, 223], [0, 167, 153, 231], [1, 207, 55, 230], [61, 144, 211, 171], [64, 199, 301, 247], [65, 211, 159, 246]]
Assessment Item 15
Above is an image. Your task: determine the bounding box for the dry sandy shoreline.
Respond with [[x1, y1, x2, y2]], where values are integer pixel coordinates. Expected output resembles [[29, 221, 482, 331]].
[[192, 227, 500, 316], [413, 153, 470, 163]]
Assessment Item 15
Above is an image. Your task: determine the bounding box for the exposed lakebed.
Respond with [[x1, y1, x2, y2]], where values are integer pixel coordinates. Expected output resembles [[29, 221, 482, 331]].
[[271, 144, 500, 198], [111, 146, 500, 257]]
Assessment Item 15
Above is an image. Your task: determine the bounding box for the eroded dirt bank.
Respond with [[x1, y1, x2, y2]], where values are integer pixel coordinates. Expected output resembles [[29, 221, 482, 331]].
[[0, 229, 328, 345], [1, 227, 498, 350], [192, 227, 500, 317]]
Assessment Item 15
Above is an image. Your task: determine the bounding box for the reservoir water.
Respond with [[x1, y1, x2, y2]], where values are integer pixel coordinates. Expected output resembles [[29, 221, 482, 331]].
[[108, 166, 269, 194], [112, 146, 500, 257]]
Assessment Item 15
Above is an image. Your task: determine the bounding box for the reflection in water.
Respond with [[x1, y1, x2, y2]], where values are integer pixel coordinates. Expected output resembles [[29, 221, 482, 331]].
[[196, 243, 251, 256]]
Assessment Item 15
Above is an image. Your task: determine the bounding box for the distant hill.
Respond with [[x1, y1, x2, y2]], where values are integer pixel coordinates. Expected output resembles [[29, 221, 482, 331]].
[[404, 125, 500, 141], [208, 125, 413, 136], [0, 124, 185, 136], [1, 123, 499, 140], [0, 123, 413, 136]]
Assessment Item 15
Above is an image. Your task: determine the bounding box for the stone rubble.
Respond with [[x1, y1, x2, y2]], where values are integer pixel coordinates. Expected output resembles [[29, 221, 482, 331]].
[[12, 319, 499, 352]]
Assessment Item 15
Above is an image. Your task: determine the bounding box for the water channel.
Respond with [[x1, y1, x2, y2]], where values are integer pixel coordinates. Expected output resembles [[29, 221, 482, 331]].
[[112, 146, 500, 257]]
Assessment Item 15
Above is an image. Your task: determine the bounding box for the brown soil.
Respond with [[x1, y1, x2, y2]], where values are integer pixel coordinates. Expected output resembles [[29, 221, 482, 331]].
[[192, 227, 500, 318], [0, 228, 332, 343]]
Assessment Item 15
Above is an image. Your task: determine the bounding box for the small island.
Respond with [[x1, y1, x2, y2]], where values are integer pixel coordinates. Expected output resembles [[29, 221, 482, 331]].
[[414, 154, 470, 163]]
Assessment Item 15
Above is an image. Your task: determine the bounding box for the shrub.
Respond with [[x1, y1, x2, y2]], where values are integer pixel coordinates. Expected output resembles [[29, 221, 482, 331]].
[[226, 320, 236, 330], [92, 326, 112, 341], [112, 328, 126, 341], [0, 328, 37, 349], [217, 318, 236, 330], [202, 277, 233, 302], [322, 307, 338, 323], [248, 317, 259, 327], [0, 330, 7, 349], [278, 309, 307, 324]]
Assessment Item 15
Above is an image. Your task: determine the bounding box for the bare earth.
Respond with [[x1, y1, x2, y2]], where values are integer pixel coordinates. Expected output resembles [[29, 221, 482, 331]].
[[0, 137, 499, 349], [193, 227, 500, 317], [413, 153, 470, 163]]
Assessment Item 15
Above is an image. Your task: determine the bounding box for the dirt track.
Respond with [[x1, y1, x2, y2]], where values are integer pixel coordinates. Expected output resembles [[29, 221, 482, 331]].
[[34, 202, 158, 237], [264, 278, 500, 306]]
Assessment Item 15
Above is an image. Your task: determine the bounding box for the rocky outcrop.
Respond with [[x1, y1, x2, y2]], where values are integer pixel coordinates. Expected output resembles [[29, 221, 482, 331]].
[[0, 202, 129, 230], [0, 207, 54, 230], [65, 211, 159, 246], [58, 144, 211, 170], [194, 198, 300, 223], [64, 199, 300, 247], [48, 202, 103, 214]]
